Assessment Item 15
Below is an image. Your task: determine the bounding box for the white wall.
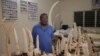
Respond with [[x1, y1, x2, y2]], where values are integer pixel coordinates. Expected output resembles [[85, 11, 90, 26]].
[[60, 0, 92, 27], [0, 0, 57, 56], [60, 0, 100, 33]]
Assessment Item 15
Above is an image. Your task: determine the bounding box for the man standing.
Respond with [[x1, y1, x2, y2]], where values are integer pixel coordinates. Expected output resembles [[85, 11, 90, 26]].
[[32, 13, 54, 53]]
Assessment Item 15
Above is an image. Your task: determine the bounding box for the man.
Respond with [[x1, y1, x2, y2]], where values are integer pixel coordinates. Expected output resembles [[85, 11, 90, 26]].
[[32, 13, 54, 53]]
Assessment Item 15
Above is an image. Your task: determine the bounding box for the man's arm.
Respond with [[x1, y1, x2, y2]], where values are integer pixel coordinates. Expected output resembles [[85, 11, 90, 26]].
[[51, 27, 54, 39], [32, 27, 37, 48]]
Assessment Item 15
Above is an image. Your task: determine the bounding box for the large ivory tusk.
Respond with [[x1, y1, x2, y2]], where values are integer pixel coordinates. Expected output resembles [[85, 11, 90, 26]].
[[64, 44, 68, 56], [73, 23, 78, 41], [33, 35, 41, 56], [61, 34, 67, 51], [26, 28, 34, 56], [58, 39, 61, 54], [33, 48, 41, 56], [82, 42, 89, 56], [36, 35, 39, 49], [14, 28, 20, 55], [56, 40, 59, 55], [4, 23, 15, 56], [52, 45, 55, 55], [23, 28, 28, 53]]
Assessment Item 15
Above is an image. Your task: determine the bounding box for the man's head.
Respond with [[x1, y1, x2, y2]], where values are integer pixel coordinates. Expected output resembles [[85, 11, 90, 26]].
[[40, 13, 48, 26]]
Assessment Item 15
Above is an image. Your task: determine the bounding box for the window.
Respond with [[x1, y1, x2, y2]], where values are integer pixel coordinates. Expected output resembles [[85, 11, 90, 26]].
[[74, 11, 83, 26], [85, 11, 95, 27], [74, 10, 100, 27], [97, 10, 100, 27]]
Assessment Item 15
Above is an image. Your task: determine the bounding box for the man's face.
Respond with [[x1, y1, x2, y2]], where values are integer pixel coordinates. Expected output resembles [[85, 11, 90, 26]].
[[40, 15, 48, 26]]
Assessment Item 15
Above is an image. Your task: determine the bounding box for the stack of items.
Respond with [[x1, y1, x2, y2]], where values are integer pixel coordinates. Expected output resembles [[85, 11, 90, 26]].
[[0, 19, 15, 56], [52, 23, 94, 56], [0, 22, 95, 56], [40, 23, 94, 56]]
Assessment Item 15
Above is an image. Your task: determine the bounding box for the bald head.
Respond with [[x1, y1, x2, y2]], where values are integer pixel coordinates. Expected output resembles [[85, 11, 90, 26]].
[[40, 13, 48, 26]]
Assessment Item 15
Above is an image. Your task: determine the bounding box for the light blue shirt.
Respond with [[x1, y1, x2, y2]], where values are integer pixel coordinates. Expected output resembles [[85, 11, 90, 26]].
[[32, 24, 54, 53]]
